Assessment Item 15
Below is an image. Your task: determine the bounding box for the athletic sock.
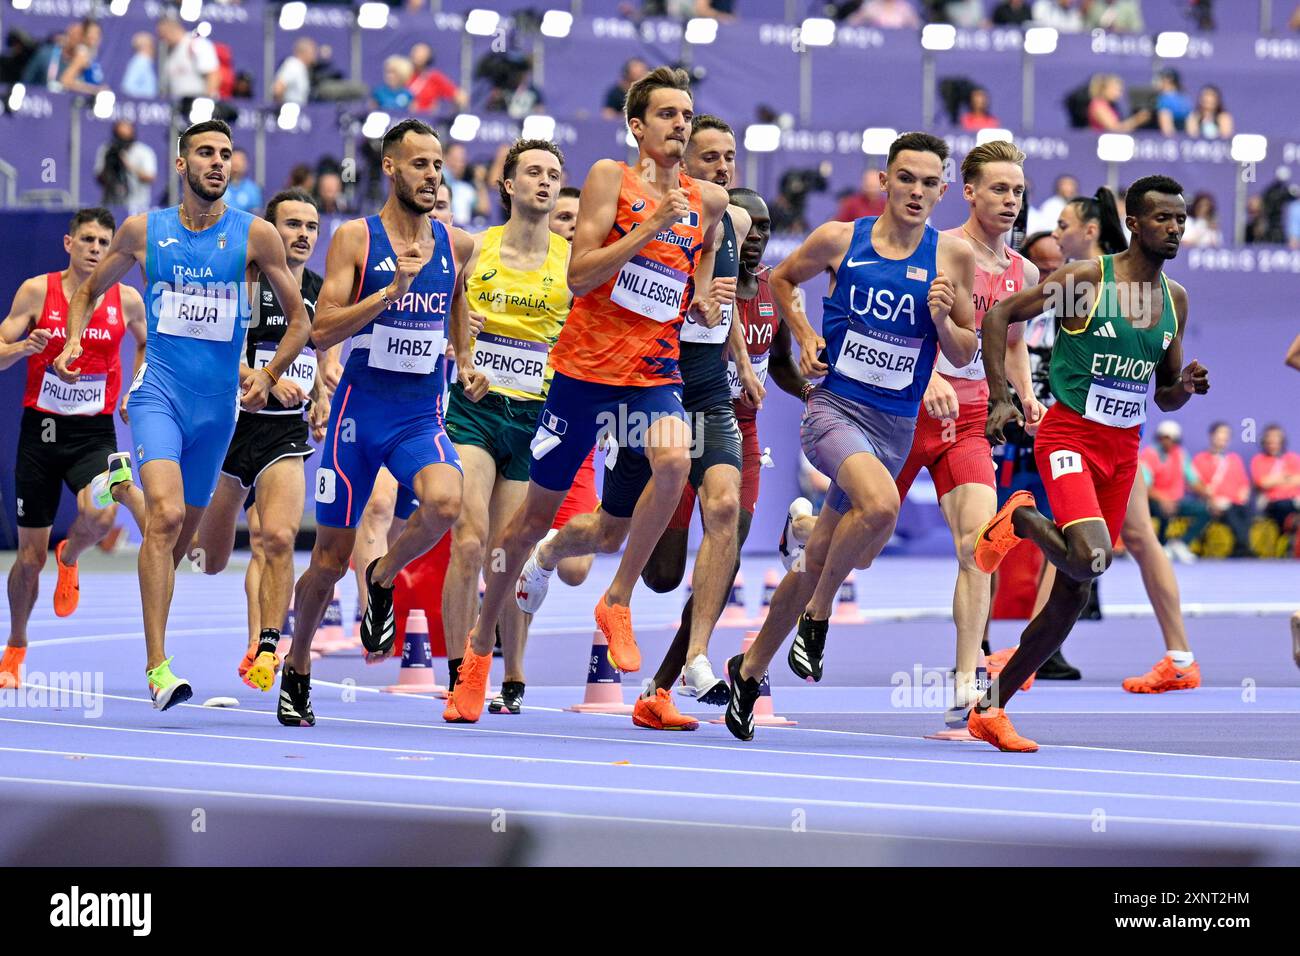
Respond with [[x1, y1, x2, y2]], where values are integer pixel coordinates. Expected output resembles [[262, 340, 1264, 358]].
[[1167, 650, 1194, 666], [258, 628, 281, 657]]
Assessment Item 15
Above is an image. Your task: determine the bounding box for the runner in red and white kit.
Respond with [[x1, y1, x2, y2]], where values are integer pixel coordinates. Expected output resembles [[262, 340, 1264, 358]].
[[891, 142, 1043, 719], [0, 208, 150, 686]]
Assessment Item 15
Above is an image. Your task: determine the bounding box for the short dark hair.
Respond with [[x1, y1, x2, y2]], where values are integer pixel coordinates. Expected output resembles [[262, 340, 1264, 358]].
[[69, 207, 115, 236], [887, 131, 949, 169], [498, 138, 565, 214], [178, 119, 233, 157], [727, 187, 762, 202], [557, 186, 581, 200], [1126, 174, 1185, 219], [625, 66, 692, 125], [1019, 230, 1055, 257], [381, 118, 439, 158], [1209, 421, 1230, 434], [264, 188, 319, 226], [691, 114, 733, 138]]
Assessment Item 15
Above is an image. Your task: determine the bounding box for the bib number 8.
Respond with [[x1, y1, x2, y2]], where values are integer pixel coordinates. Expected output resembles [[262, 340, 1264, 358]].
[[316, 468, 337, 504]]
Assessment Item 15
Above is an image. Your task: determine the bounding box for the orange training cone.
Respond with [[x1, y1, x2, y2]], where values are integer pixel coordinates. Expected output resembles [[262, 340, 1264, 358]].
[[718, 571, 751, 628], [385, 609, 446, 694], [754, 567, 781, 625], [315, 585, 351, 654], [710, 631, 796, 727], [830, 571, 863, 624], [566, 629, 634, 714]]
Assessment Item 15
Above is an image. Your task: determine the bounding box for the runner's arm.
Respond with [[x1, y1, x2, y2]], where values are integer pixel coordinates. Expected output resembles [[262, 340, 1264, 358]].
[[1286, 333, 1300, 372], [118, 285, 147, 422], [768, 305, 812, 402], [451, 228, 487, 400], [1003, 259, 1040, 416], [769, 221, 853, 377], [249, 218, 312, 384], [1154, 280, 1206, 412], [311, 219, 388, 349], [58, 216, 145, 378], [0, 277, 47, 369], [932, 233, 978, 369]]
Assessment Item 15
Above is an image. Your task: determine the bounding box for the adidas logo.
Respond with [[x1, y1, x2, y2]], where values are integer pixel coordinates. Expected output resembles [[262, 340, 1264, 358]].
[[1092, 322, 1117, 338], [372, 256, 397, 272]]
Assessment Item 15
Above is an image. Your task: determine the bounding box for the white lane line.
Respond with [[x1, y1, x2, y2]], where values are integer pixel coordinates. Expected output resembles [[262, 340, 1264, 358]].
[[27, 627, 242, 648], [3, 729, 1296, 811], [4, 750, 1298, 836]]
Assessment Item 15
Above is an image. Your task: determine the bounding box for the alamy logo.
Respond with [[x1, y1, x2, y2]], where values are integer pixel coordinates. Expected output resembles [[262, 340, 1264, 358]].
[[49, 886, 151, 936], [373, 257, 397, 273], [157, 237, 180, 248], [1093, 322, 1117, 338]]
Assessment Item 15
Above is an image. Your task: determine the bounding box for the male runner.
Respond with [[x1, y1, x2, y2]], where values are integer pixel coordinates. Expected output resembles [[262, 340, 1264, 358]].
[[514, 114, 755, 724], [445, 66, 730, 724], [891, 141, 1042, 717], [550, 186, 581, 242], [277, 118, 481, 727], [53, 120, 311, 710], [971, 175, 1208, 751], [1, 208, 150, 687], [724, 132, 977, 741], [188, 188, 338, 690], [441, 138, 571, 716]]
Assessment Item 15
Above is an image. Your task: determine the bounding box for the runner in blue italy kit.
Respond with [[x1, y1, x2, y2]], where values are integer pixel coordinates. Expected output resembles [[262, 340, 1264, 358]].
[[276, 118, 483, 727], [53, 120, 311, 711]]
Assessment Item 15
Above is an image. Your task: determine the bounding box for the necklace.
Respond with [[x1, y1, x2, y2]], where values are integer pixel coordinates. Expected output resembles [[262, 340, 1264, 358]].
[[180, 202, 225, 229], [962, 225, 1010, 266]]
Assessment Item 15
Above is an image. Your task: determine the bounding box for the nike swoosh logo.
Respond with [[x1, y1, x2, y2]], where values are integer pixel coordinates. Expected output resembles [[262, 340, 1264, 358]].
[[846, 258, 878, 267], [157, 238, 180, 248]]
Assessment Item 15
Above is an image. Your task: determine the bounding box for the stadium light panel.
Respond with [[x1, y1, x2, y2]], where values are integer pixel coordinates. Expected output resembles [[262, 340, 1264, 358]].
[[521, 115, 557, 141], [744, 124, 782, 153], [357, 3, 390, 30], [449, 113, 481, 142], [1096, 133, 1135, 163], [684, 18, 719, 45], [921, 24, 956, 52], [1155, 31, 1190, 59], [109, 0, 132, 16], [196, 21, 212, 38], [1230, 134, 1267, 164], [189, 97, 215, 124], [540, 11, 573, 39], [975, 128, 1014, 146], [93, 90, 116, 120], [179, 0, 202, 23], [279, 3, 307, 32], [1023, 27, 1057, 56], [12, 0, 32, 10], [798, 18, 835, 48], [466, 9, 501, 37], [362, 111, 392, 140], [277, 102, 300, 131], [861, 127, 897, 155], [7, 84, 24, 112]]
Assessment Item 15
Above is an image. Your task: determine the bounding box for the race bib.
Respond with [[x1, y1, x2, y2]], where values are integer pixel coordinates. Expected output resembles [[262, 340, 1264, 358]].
[[36, 369, 105, 415], [680, 301, 733, 344], [367, 321, 445, 375], [611, 255, 688, 323], [1048, 449, 1084, 480], [727, 353, 769, 399], [255, 345, 316, 396], [474, 332, 547, 397], [157, 288, 238, 342], [935, 329, 984, 380], [1084, 374, 1147, 428], [834, 325, 924, 391]]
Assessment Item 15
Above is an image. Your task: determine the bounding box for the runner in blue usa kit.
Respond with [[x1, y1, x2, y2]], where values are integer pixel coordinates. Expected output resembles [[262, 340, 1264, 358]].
[[719, 132, 978, 741], [53, 120, 311, 712], [275, 118, 482, 727]]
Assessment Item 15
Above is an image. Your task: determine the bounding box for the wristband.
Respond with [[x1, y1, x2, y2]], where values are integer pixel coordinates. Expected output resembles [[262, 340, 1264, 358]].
[[260, 366, 279, 386], [800, 382, 815, 403]]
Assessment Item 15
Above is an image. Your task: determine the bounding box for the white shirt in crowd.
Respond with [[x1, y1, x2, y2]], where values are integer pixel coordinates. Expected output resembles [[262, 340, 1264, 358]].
[[94, 140, 158, 216], [165, 34, 218, 99], [275, 56, 311, 105], [1027, 194, 1069, 235]]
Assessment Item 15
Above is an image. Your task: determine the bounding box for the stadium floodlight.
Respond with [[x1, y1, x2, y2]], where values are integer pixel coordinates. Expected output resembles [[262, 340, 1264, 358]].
[[12, 0, 32, 10], [449, 113, 481, 142], [1230, 133, 1267, 164], [465, 9, 501, 37], [196, 21, 212, 38], [921, 24, 956, 52], [93, 90, 116, 120], [357, 3, 390, 30], [976, 127, 1014, 146], [744, 124, 782, 153], [362, 111, 391, 140], [279, 2, 307, 31], [861, 127, 897, 155], [1155, 31, 1190, 59], [7, 83, 25, 112], [189, 97, 215, 124], [684, 18, 719, 45], [178, 0, 202, 23], [540, 10, 573, 39], [1096, 133, 1135, 163], [798, 18, 835, 48], [109, 0, 132, 16], [522, 114, 557, 141], [1022, 26, 1057, 56], [277, 102, 300, 131]]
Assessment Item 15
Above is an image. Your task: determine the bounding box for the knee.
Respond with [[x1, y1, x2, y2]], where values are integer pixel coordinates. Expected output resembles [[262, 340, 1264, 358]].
[[147, 504, 186, 540], [955, 533, 984, 575], [654, 449, 691, 487], [701, 490, 740, 537], [260, 524, 297, 560], [15, 543, 47, 573], [1066, 539, 1111, 581], [312, 541, 353, 580], [451, 518, 487, 569], [596, 519, 628, 555], [851, 500, 898, 536], [419, 490, 460, 528]]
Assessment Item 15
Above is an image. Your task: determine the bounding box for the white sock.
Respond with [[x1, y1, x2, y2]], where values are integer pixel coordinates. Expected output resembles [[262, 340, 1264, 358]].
[[1167, 650, 1194, 666]]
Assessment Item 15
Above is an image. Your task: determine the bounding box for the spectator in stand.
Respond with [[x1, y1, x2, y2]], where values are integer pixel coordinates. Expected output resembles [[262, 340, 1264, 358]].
[[1291, 2, 1300, 29], [1287, 197, 1300, 250], [1193, 422, 1254, 557], [1244, 195, 1272, 244], [480, 53, 544, 119], [850, 0, 923, 28], [1141, 420, 1207, 563], [960, 87, 1000, 131], [407, 43, 467, 115], [1027, 173, 1078, 234], [55, 18, 104, 95], [1252, 425, 1300, 535], [121, 32, 157, 99], [1087, 74, 1151, 132], [993, 0, 1034, 25], [225, 148, 263, 213], [442, 143, 490, 224], [1185, 84, 1233, 139], [314, 169, 349, 215], [1083, 0, 1145, 32], [373, 56, 414, 111], [1182, 193, 1222, 248], [1031, 0, 1085, 31], [834, 169, 886, 222], [1155, 68, 1192, 137], [93, 119, 157, 216], [20, 24, 69, 88], [602, 57, 649, 120], [694, 0, 739, 20], [286, 163, 315, 194], [273, 37, 316, 105], [158, 15, 220, 100], [942, 0, 990, 28]]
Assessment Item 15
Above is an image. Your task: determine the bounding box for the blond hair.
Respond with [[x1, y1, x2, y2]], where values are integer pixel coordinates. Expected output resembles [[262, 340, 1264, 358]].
[[960, 140, 1025, 184]]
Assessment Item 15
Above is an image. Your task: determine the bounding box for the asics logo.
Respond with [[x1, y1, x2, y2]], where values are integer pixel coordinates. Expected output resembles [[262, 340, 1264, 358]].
[[157, 238, 180, 248], [845, 258, 878, 268]]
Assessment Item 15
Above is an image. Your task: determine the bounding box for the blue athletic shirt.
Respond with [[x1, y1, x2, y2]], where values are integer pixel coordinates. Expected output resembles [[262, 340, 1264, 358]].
[[821, 216, 940, 418], [344, 215, 456, 405], [143, 205, 253, 397]]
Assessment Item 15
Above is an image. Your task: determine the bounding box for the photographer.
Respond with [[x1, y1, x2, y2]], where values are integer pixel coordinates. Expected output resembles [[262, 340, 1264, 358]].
[[93, 120, 157, 216], [770, 161, 831, 233]]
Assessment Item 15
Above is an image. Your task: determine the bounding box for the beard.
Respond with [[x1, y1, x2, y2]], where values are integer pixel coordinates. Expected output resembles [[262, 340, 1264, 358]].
[[186, 166, 227, 203], [394, 175, 434, 215]]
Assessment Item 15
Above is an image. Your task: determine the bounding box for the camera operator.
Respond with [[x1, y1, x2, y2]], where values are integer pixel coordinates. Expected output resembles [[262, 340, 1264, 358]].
[[93, 119, 157, 216], [770, 161, 832, 233]]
